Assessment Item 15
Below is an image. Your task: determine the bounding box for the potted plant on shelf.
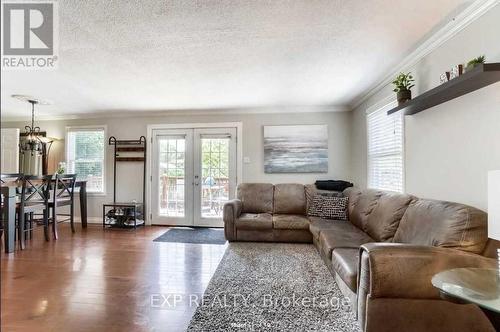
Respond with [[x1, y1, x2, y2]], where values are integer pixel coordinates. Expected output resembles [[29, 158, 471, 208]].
[[392, 72, 415, 106], [465, 55, 485, 72]]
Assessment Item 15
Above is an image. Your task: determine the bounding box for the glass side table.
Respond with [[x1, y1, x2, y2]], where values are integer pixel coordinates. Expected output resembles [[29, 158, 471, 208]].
[[432, 268, 500, 329]]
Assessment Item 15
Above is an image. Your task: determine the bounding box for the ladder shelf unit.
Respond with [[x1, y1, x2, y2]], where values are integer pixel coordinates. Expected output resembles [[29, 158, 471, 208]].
[[104, 136, 147, 229]]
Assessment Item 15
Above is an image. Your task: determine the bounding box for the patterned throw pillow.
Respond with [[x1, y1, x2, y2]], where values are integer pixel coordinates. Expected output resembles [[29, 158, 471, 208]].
[[307, 195, 324, 217], [308, 195, 349, 220], [318, 192, 344, 198], [321, 196, 349, 220]]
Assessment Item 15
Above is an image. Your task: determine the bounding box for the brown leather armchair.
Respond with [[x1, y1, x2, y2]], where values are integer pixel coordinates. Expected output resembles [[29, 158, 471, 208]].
[[358, 243, 496, 332]]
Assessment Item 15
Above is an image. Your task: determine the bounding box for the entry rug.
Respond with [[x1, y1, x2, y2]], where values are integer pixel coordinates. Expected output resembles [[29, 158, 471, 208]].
[[187, 243, 360, 331], [153, 227, 226, 245]]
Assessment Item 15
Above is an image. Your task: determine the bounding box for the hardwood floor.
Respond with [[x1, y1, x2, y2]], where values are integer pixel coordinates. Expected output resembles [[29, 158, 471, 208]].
[[1, 224, 227, 331]]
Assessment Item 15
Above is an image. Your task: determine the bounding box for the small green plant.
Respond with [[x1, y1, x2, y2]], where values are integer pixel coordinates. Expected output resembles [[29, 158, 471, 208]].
[[466, 55, 485, 68], [392, 72, 415, 92], [56, 162, 66, 174]]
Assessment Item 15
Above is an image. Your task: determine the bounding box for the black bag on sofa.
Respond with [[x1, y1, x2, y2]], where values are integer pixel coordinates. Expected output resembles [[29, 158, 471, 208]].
[[315, 180, 354, 192]]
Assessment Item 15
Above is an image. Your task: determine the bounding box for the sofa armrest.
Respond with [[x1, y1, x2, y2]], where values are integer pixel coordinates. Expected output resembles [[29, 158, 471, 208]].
[[223, 199, 242, 241], [359, 243, 496, 300]]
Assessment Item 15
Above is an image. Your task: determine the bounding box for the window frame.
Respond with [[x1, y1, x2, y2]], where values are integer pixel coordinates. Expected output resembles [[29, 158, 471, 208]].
[[65, 125, 107, 196], [366, 100, 405, 193]]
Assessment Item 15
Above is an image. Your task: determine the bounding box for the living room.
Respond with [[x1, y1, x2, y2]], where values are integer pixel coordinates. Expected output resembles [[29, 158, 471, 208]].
[[1, 1, 499, 331]]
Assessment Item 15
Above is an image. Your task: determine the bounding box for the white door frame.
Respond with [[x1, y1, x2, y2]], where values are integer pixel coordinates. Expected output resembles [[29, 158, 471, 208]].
[[146, 122, 243, 225]]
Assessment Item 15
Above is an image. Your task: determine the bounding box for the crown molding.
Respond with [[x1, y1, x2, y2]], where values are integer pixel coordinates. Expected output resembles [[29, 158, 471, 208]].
[[350, 0, 499, 109], [0, 104, 349, 122]]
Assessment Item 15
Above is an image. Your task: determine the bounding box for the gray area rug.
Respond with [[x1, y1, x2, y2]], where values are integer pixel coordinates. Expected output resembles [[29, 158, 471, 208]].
[[187, 243, 361, 331], [153, 227, 226, 245]]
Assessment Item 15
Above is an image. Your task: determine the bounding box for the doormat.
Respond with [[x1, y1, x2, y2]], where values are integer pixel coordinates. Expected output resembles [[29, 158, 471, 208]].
[[153, 227, 226, 245]]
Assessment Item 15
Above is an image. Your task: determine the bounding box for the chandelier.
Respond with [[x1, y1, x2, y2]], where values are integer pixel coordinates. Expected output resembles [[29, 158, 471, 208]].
[[12, 95, 54, 175], [12, 94, 53, 150]]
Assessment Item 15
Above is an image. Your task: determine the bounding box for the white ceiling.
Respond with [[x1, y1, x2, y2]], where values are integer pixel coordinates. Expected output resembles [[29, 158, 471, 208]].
[[1, 0, 474, 119]]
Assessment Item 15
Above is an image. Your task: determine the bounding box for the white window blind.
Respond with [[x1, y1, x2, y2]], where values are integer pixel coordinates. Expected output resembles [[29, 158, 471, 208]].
[[66, 127, 105, 193], [367, 106, 404, 192]]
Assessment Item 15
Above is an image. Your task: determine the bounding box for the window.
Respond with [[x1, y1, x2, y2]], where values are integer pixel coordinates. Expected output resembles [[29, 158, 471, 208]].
[[367, 104, 404, 192], [66, 126, 106, 193]]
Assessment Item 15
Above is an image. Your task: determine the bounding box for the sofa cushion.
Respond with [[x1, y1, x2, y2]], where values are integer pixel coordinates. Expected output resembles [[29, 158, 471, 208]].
[[393, 199, 488, 254], [319, 225, 374, 258], [309, 217, 341, 240], [365, 192, 413, 242], [305, 184, 318, 212], [343, 187, 363, 217], [274, 183, 306, 214], [349, 189, 383, 231], [331, 248, 359, 291], [273, 214, 310, 230], [237, 183, 274, 214], [235, 213, 273, 230]]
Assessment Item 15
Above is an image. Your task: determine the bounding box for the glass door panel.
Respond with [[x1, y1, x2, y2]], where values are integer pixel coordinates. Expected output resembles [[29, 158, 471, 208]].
[[200, 138, 230, 218], [152, 129, 193, 226], [193, 128, 237, 227], [158, 138, 185, 217]]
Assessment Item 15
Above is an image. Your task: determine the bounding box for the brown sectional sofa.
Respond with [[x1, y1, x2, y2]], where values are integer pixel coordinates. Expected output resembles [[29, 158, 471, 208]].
[[223, 183, 498, 332]]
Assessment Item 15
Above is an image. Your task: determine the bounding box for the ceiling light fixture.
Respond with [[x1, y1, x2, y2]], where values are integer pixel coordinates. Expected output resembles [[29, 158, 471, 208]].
[[12, 94, 54, 175], [12, 94, 53, 145]]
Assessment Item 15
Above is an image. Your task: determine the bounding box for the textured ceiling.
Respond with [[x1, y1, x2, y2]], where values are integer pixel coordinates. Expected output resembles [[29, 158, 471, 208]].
[[1, 0, 473, 118]]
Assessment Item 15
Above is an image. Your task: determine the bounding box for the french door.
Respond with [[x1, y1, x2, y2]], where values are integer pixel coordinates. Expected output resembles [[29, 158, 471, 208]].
[[151, 127, 237, 227]]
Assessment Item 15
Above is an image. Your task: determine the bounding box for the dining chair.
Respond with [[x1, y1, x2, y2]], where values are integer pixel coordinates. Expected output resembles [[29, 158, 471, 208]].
[[1, 173, 23, 244], [0, 173, 23, 194], [49, 174, 77, 240], [18, 175, 52, 249]]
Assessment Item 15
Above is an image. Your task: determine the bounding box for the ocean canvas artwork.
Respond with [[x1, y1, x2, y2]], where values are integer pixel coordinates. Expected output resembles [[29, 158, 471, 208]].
[[264, 125, 328, 173]]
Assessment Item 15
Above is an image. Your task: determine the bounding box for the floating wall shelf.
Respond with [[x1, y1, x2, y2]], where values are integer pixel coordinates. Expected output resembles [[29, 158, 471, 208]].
[[387, 63, 500, 116]]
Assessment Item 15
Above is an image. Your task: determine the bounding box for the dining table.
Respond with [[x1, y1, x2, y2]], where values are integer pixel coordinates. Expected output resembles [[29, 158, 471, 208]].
[[1, 180, 88, 253]]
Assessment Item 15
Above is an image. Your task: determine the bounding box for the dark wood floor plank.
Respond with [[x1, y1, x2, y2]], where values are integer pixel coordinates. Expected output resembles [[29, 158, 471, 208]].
[[1, 224, 226, 331]]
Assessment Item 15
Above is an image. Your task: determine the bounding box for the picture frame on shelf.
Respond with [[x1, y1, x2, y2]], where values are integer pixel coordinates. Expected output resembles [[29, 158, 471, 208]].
[[449, 64, 463, 79], [440, 72, 450, 84]]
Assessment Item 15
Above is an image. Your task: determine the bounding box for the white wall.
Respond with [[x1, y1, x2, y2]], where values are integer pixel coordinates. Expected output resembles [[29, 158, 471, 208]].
[[351, 5, 500, 211], [2, 109, 352, 218]]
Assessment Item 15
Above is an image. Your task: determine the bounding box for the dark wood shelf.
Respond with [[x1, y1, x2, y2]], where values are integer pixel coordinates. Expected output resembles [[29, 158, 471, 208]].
[[115, 157, 145, 162], [111, 139, 145, 145], [103, 202, 144, 207], [388, 63, 500, 116], [116, 147, 145, 152]]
